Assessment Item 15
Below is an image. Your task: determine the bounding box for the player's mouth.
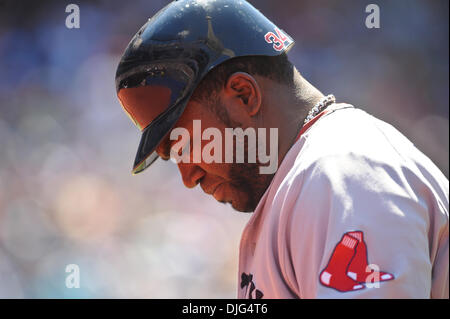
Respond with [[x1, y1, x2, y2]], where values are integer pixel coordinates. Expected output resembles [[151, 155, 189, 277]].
[[212, 183, 226, 202], [200, 180, 229, 203], [201, 180, 220, 195]]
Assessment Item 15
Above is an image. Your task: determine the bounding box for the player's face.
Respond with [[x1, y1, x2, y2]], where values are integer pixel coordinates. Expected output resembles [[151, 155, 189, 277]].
[[156, 98, 274, 212]]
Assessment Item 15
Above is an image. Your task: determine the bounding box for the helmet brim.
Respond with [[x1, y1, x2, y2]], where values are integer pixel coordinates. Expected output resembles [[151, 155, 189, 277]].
[[131, 95, 189, 174]]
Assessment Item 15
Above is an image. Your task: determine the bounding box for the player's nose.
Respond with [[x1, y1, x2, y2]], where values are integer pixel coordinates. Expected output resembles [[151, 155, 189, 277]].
[[177, 163, 206, 189]]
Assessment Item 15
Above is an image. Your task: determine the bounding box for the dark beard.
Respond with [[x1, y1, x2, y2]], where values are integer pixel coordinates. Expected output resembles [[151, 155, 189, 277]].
[[228, 162, 274, 212], [209, 97, 276, 212]]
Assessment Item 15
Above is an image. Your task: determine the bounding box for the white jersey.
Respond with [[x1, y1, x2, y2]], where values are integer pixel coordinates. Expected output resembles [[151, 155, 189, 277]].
[[237, 104, 449, 299]]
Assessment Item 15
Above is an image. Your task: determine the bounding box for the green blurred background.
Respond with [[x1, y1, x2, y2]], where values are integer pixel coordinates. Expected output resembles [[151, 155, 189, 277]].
[[0, 0, 448, 298]]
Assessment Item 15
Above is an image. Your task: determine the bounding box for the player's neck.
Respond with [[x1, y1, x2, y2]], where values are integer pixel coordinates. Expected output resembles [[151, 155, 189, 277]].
[[275, 73, 324, 167]]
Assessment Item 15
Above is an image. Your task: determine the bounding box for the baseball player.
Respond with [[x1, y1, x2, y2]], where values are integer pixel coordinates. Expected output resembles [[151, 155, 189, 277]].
[[115, 0, 449, 298]]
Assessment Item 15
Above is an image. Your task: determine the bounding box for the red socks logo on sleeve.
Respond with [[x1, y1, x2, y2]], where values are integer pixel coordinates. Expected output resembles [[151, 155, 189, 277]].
[[319, 231, 394, 292]]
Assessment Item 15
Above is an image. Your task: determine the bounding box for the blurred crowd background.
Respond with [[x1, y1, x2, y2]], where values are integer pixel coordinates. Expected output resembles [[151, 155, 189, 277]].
[[0, 0, 448, 298]]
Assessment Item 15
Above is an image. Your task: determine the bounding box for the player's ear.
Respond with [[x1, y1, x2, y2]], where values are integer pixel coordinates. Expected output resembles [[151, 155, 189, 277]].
[[224, 72, 262, 116]]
